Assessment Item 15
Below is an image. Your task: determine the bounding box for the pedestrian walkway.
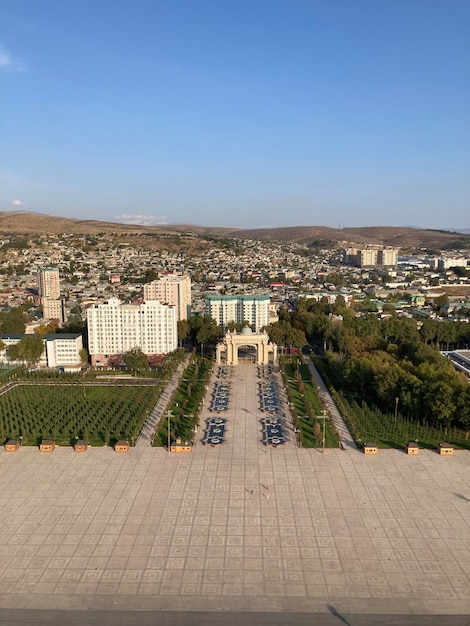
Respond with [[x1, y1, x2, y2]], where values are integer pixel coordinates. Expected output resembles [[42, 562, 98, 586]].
[[304, 356, 357, 450], [135, 355, 190, 447], [1, 362, 469, 617]]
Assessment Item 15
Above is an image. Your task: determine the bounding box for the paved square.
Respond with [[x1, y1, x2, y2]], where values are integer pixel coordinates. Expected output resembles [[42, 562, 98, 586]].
[[0, 363, 469, 617]]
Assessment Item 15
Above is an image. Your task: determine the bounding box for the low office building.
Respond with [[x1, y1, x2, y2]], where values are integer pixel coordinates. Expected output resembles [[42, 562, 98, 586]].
[[0, 333, 83, 370]]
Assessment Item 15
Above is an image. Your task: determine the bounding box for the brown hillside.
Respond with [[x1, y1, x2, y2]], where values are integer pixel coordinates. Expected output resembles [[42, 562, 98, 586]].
[[0, 212, 468, 250]]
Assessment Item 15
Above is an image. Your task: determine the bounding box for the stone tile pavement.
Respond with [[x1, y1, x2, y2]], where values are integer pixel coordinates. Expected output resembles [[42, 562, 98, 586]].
[[0, 363, 469, 616]]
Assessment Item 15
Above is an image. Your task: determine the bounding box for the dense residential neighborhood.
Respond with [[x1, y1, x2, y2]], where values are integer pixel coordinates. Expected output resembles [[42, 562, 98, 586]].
[[0, 232, 469, 349]]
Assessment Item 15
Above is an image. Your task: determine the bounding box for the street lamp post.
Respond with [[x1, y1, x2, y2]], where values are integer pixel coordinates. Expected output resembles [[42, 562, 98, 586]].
[[167, 412, 171, 454], [395, 397, 399, 420], [322, 410, 326, 454]]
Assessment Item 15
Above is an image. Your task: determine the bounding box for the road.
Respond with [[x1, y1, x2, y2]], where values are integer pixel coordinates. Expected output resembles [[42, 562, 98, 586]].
[[2, 608, 469, 626]]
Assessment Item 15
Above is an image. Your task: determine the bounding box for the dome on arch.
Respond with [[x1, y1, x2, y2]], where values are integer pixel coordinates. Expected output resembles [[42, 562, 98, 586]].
[[241, 326, 253, 334]]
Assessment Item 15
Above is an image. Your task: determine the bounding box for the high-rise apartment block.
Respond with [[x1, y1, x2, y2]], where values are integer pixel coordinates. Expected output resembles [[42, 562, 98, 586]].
[[377, 249, 398, 267], [143, 274, 191, 321], [343, 248, 398, 268], [37, 267, 60, 300], [37, 267, 64, 322], [437, 258, 469, 270], [87, 298, 177, 367], [357, 249, 378, 268], [206, 295, 270, 331]]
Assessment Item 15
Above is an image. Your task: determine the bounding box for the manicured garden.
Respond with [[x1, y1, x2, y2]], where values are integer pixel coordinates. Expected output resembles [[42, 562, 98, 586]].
[[0, 384, 163, 446], [154, 356, 212, 447], [280, 356, 338, 448]]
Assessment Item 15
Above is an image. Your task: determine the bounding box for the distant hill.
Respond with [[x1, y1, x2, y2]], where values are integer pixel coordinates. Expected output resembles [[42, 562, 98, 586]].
[[0, 211, 469, 251]]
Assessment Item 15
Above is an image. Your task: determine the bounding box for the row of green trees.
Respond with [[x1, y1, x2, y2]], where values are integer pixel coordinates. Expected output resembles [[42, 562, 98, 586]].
[[154, 355, 212, 446], [271, 297, 470, 433], [279, 356, 337, 448], [0, 384, 162, 446], [331, 391, 470, 450], [178, 316, 223, 355]]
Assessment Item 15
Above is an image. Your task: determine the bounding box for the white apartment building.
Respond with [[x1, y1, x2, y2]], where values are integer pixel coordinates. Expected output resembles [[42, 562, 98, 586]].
[[206, 295, 270, 331], [143, 274, 191, 321], [37, 267, 60, 300], [87, 298, 177, 367], [438, 258, 469, 270], [0, 333, 83, 370]]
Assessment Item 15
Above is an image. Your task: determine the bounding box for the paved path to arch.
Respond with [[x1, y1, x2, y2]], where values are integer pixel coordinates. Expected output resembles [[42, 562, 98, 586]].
[[304, 356, 357, 451], [136, 356, 190, 447]]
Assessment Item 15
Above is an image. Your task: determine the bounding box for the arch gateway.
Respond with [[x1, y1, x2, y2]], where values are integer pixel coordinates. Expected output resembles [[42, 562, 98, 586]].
[[215, 327, 278, 365]]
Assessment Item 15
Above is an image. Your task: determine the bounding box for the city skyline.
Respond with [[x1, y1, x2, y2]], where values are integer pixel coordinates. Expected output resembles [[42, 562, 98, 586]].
[[1, 0, 469, 230]]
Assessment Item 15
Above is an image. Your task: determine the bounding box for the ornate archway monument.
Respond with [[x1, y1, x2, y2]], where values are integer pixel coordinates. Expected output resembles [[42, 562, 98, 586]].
[[216, 327, 278, 365]]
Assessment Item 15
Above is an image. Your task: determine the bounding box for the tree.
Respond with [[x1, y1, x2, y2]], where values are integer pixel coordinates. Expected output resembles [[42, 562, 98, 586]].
[[123, 347, 148, 376], [195, 319, 222, 355], [5, 335, 44, 365], [19, 335, 45, 365], [189, 316, 222, 355], [382, 303, 397, 317], [6, 343, 20, 362], [143, 269, 158, 283], [177, 320, 189, 347], [0, 307, 26, 333], [79, 348, 89, 363], [434, 294, 449, 309]]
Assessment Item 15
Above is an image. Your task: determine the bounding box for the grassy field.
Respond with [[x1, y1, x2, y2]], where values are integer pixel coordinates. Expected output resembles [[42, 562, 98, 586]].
[[0, 384, 163, 446]]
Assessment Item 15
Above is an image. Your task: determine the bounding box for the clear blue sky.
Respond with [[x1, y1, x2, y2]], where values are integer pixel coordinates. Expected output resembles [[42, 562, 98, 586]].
[[1, 0, 469, 229]]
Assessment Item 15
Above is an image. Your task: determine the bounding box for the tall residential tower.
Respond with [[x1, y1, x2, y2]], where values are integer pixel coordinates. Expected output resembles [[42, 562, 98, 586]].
[[143, 273, 191, 321], [37, 267, 64, 322]]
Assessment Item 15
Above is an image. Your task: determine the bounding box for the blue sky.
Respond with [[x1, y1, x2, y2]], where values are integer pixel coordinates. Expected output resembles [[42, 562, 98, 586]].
[[1, 0, 469, 229]]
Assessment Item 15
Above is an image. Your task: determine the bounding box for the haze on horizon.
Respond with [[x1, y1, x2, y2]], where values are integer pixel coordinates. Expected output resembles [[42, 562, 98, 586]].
[[1, 0, 469, 230]]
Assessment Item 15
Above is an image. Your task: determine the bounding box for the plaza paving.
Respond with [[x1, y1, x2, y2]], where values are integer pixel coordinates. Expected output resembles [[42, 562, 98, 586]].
[[0, 363, 469, 620]]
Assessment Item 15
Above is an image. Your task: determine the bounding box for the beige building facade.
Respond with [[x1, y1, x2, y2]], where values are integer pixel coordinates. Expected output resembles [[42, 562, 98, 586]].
[[143, 274, 191, 321]]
